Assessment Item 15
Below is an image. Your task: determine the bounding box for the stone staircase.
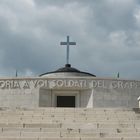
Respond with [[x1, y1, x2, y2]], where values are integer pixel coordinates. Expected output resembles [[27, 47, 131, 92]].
[[0, 108, 139, 140]]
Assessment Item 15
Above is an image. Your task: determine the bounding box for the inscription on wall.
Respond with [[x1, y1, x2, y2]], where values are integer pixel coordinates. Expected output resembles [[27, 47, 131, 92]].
[[0, 79, 140, 89], [0, 79, 87, 89], [92, 80, 140, 89]]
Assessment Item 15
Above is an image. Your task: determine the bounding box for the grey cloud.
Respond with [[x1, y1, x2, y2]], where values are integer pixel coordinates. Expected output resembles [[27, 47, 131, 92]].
[[0, 0, 140, 80]]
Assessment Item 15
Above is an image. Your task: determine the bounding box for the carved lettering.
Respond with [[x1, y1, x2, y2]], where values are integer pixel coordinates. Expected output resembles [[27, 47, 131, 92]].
[[0, 79, 139, 90], [23, 81, 30, 89], [56, 80, 64, 87], [111, 81, 118, 89], [13, 81, 20, 89], [0, 81, 5, 89], [92, 80, 106, 88], [5, 80, 11, 89], [33, 80, 38, 88]]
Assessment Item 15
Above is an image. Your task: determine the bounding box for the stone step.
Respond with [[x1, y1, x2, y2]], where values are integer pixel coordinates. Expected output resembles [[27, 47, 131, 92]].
[[0, 113, 136, 115], [1, 119, 139, 124], [0, 138, 138, 140], [0, 122, 139, 129], [0, 111, 136, 115], [0, 119, 139, 124], [0, 108, 138, 140], [61, 123, 136, 129], [0, 127, 138, 134], [0, 117, 130, 120], [0, 137, 139, 140], [0, 115, 138, 119], [0, 111, 136, 114], [0, 132, 140, 138]]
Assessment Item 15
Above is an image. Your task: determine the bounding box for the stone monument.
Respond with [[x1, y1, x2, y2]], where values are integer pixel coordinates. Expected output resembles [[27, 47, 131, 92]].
[[0, 36, 139, 109]]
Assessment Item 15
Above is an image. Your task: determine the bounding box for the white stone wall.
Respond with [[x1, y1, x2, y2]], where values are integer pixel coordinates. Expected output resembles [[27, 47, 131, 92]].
[[0, 88, 39, 109], [80, 89, 93, 108], [0, 77, 139, 108], [92, 79, 140, 108], [39, 89, 52, 107]]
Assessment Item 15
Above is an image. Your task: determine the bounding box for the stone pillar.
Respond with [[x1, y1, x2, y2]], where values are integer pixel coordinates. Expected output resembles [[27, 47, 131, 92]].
[[87, 89, 94, 108], [137, 96, 140, 108]]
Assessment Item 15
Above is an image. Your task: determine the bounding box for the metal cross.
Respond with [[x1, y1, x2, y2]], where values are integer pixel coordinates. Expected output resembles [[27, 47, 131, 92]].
[[60, 36, 76, 64]]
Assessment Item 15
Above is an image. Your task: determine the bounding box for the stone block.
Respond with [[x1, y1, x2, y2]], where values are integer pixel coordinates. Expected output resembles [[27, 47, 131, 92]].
[[98, 123, 135, 129], [39, 138, 80, 140], [24, 123, 61, 128], [134, 123, 140, 128], [0, 137, 38, 140], [61, 123, 97, 129], [123, 138, 140, 140], [0, 132, 20, 137], [21, 132, 60, 138], [0, 123, 22, 128], [2, 127, 41, 132], [81, 138, 121, 140]]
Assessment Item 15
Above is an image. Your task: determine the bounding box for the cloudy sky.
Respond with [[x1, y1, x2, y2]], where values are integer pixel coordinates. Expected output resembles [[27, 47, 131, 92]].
[[0, 0, 140, 79]]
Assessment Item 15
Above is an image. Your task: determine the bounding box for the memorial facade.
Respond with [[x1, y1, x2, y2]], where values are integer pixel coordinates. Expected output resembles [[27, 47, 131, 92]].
[[0, 66, 139, 109], [0, 36, 139, 109]]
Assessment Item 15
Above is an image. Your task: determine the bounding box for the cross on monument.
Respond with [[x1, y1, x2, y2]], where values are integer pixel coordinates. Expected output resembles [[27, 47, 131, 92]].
[[60, 36, 76, 65]]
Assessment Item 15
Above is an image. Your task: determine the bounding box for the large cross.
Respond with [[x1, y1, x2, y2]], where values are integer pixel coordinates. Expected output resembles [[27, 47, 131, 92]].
[[60, 36, 76, 64]]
